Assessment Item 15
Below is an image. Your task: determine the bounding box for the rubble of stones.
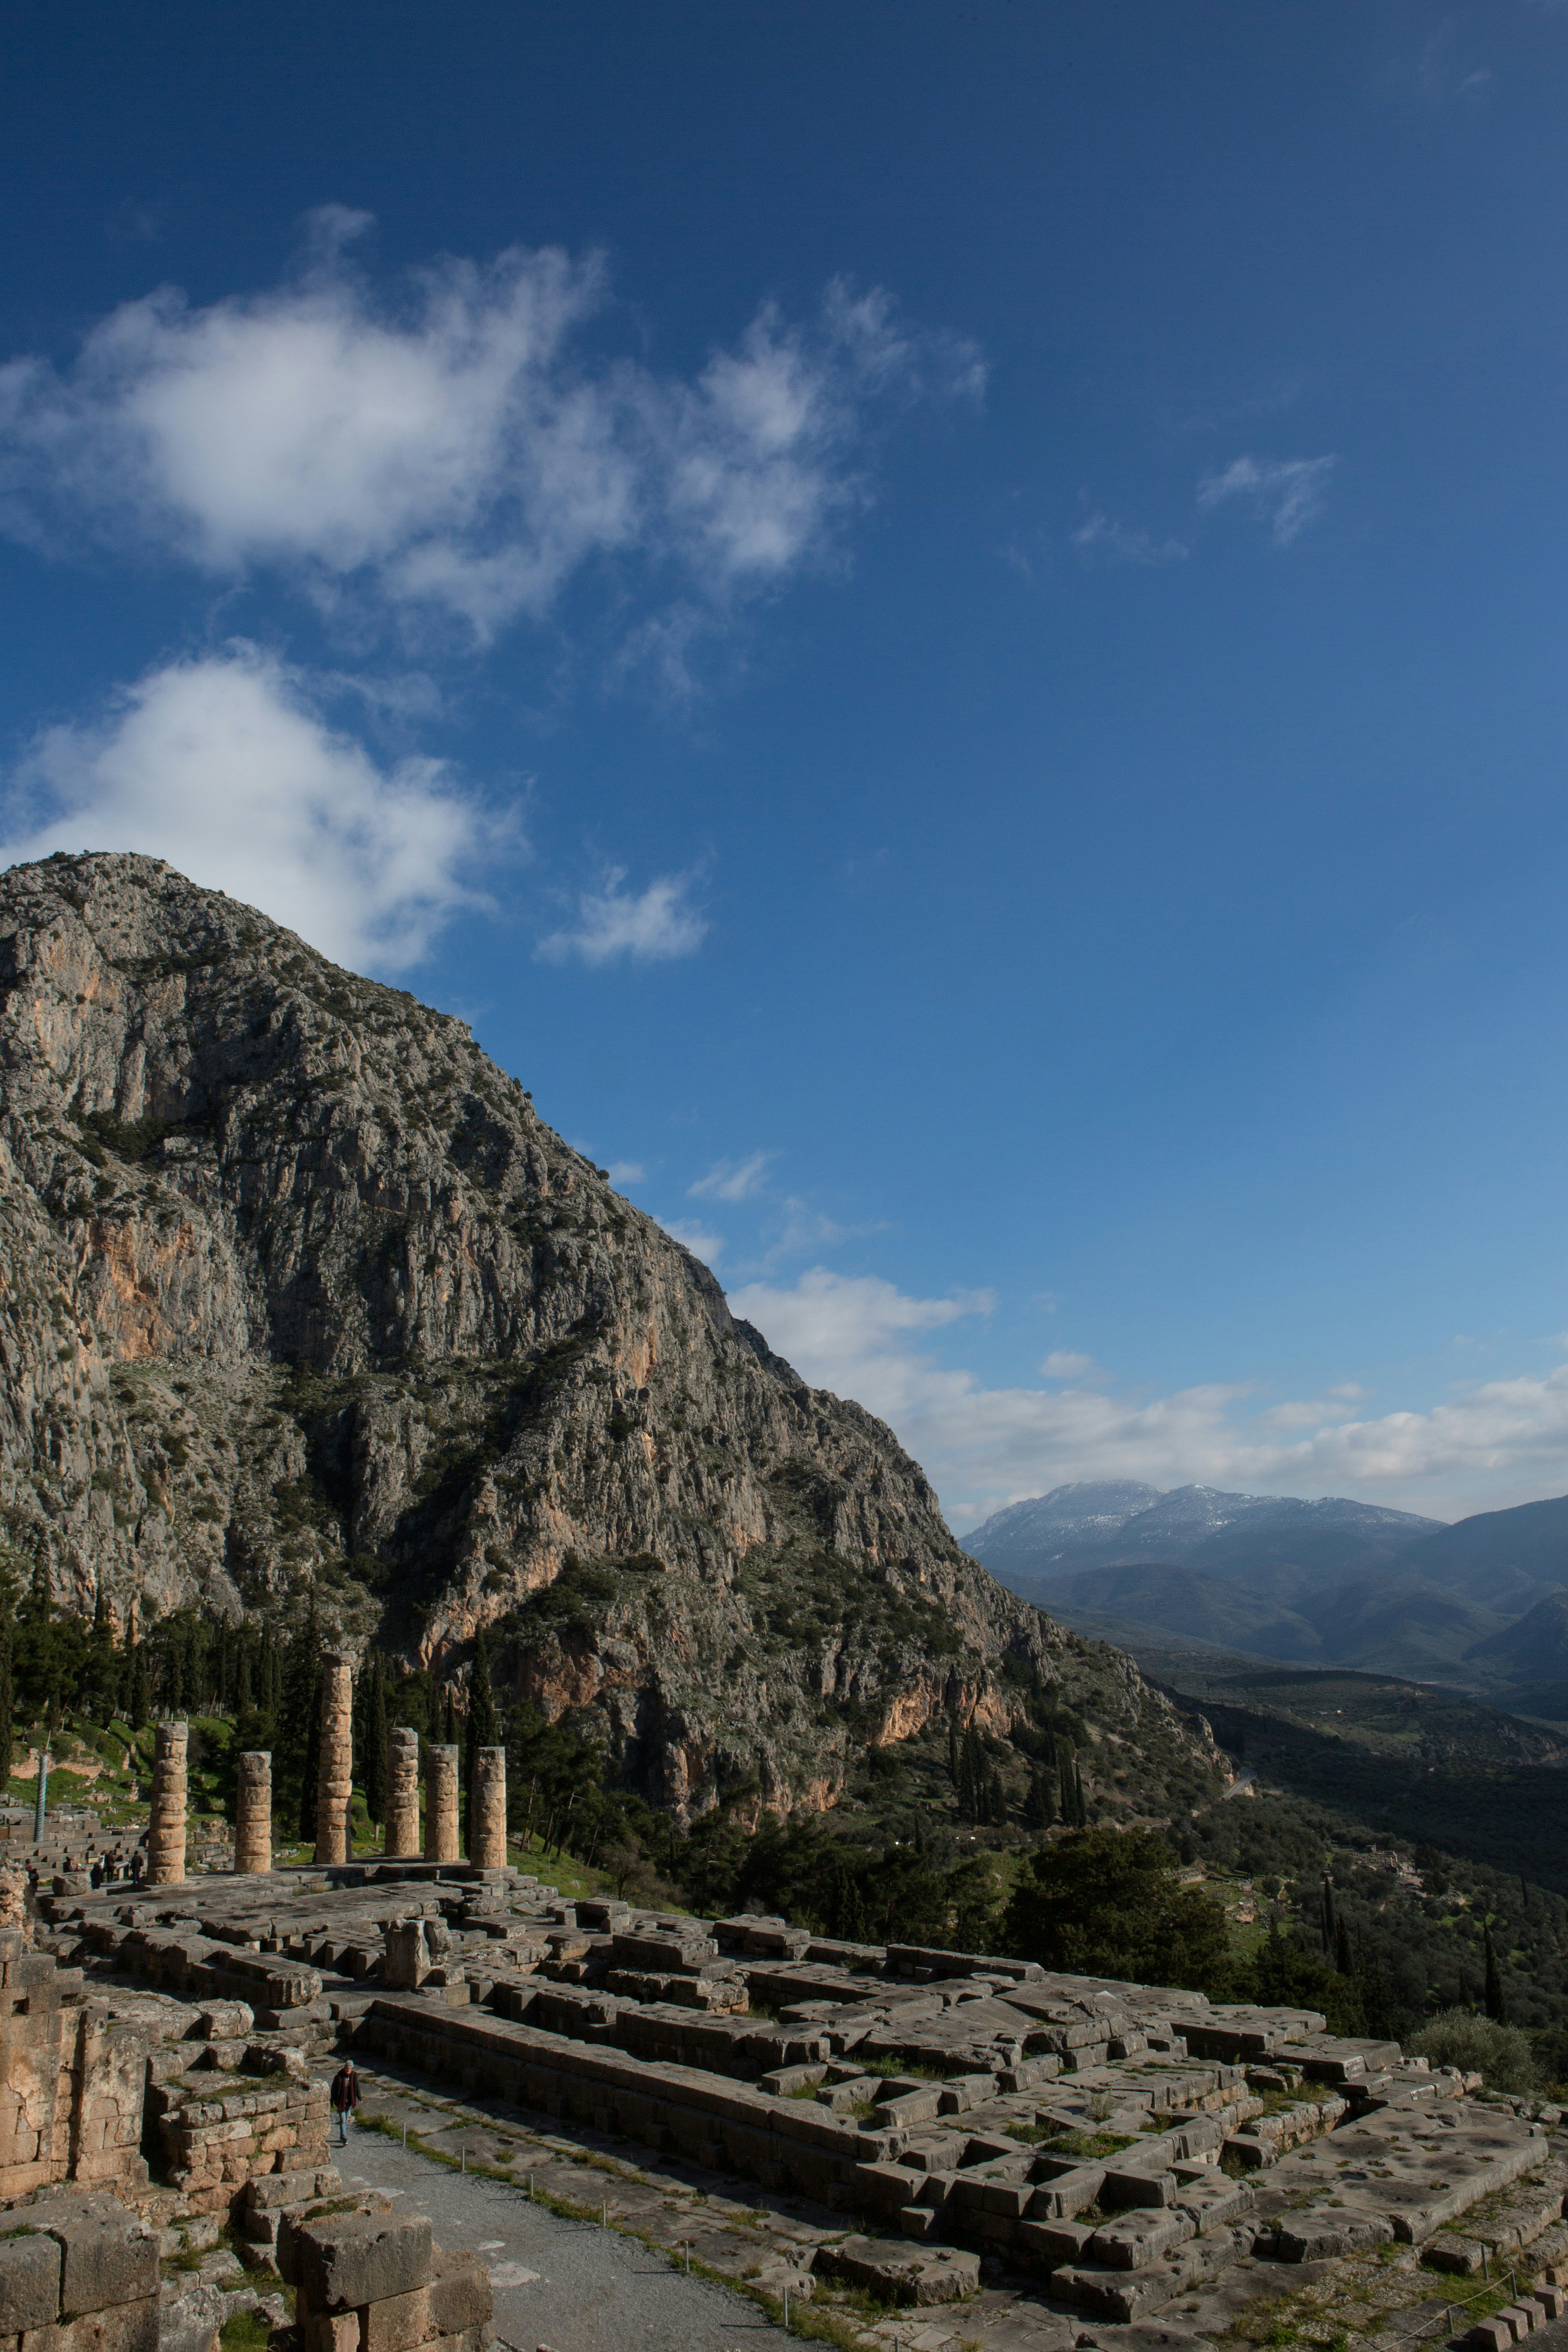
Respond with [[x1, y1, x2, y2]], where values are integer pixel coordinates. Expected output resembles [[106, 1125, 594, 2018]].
[[30, 1855, 1568, 2350]]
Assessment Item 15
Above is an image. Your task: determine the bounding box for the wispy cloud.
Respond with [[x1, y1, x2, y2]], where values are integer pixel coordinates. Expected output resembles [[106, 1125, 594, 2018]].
[[690, 1151, 771, 1202], [1040, 1349, 1104, 1380], [1072, 512, 1187, 567], [606, 1160, 646, 1185], [0, 643, 499, 969], [1198, 454, 1338, 546], [536, 868, 706, 966], [0, 213, 983, 647], [728, 1266, 1568, 1528]]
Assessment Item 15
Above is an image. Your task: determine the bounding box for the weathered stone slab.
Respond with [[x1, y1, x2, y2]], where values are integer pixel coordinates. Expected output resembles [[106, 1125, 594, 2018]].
[[811, 2238, 980, 2305]]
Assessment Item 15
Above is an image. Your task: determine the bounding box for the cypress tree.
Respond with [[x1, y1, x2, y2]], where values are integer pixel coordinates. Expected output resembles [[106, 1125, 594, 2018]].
[[1483, 1921, 1507, 2024], [1335, 1914, 1353, 1978], [130, 1641, 151, 1731], [365, 1653, 388, 1827], [296, 1668, 322, 1844], [236, 1638, 254, 1715], [464, 1634, 500, 1849]]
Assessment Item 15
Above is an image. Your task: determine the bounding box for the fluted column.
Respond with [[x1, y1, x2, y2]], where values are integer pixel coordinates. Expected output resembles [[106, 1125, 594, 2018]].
[[424, 1744, 459, 1864], [234, 1751, 272, 1874], [314, 1655, 354, 1866], [385, 1726, 420, 1858], [471, 1746, 507, 1870], [147, 1723, 188, 1885]]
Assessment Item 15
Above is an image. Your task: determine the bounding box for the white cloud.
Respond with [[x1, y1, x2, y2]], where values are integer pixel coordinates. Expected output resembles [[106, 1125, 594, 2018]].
[[0, 644, 495, 968], [727, 1266, 1568, 1530], [659, 1218, 723, 1267], [1040, 1350, 1102, 1380], [726, 1267, 993, 1400], [690, 1151, 771, 1202], [1072, 512, 1187, 566], [606, 1160, 645, 1186], [1198, 454, 1338, 546], [0, 216, 982, 642], [535, 868, 706, 966]]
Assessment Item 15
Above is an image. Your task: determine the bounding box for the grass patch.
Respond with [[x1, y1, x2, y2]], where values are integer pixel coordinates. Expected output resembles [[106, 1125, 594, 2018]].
[[219, 2316, 271, 2352]]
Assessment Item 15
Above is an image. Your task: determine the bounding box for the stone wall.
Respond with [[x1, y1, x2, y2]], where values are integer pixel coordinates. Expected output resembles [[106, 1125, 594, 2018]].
[[0, 1930, 147, 2199]]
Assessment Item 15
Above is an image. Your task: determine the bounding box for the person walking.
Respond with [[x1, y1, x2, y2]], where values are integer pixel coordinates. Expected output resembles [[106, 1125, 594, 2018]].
[[330, 2059, 361, 2145]]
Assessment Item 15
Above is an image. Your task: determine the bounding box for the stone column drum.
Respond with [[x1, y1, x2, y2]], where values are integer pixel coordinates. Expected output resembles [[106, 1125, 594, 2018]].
[[471, 1746, 507, 1871], [147, 1722, 188, 1885], [385, 1726, 420, 1858], [234, 1751, 272, 1874], [424, 1744, 460, 1864], [314, 1655, 354, 1866]]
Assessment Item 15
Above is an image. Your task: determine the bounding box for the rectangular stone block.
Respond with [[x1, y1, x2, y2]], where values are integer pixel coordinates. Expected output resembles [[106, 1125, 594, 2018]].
[[0, 2239, 61, 2332], [296, 2216, 433, 2312], [1017, 2218, 1094, 2268], [33, 2209, 158, 2316], [1470, 2323, 1515, 2352], [21, 2292, 161, 2352], [303, 2318, 361, 2352]]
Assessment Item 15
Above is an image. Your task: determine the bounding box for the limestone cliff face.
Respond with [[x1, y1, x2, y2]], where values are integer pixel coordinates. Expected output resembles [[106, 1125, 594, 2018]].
[[0, 852, 1223, 1819]]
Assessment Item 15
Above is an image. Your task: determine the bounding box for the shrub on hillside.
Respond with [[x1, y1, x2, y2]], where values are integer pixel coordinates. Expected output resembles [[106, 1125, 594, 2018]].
[[1410, 2008, 1536, 2094]]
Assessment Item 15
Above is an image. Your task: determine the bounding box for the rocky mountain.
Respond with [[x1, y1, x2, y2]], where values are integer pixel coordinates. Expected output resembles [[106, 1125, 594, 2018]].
[[0, 851, 1224, 1824], [962, 1481, 1443, 1592]]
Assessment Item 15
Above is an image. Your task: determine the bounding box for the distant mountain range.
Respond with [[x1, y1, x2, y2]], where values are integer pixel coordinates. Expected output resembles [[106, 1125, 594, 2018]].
[[959, 1481, 1568, 1712]]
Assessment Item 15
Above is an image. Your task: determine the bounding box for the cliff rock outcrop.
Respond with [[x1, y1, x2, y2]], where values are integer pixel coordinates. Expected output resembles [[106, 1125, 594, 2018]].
[[0, 852, 1223, 1817]]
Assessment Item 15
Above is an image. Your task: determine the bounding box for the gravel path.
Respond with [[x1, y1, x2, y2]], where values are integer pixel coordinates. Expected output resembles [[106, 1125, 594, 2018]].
[[336, 2121, 791, 2352]]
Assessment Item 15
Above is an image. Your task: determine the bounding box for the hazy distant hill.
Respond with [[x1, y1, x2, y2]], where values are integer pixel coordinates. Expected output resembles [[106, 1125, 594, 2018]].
[[1385, 1495, 1568, 1611], [1039, 1562, 1510, 1679], [1465, 1590, 1568, 1681]]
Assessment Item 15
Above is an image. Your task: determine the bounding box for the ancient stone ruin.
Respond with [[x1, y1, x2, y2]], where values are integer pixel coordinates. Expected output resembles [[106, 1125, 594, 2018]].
[[19, 1818, 1568, 2352]]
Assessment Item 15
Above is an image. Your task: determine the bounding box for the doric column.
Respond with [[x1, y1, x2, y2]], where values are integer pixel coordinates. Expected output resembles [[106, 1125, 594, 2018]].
[[424, 1744, 459, 1864], [147, 1723, 188, 1885], [471, 1747, 507, 1871], [234, 1751, 272, 1874], [385, 1726, 421, 1858], [314, 1655, 354, 1866]]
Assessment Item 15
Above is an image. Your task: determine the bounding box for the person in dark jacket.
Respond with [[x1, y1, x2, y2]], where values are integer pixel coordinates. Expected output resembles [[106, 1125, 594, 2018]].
[[330, 2060, 362, 2144]]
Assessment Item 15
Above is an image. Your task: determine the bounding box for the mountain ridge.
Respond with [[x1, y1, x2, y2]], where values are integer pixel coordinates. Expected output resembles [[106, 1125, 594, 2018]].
[[0, 850, 1225, 1827]]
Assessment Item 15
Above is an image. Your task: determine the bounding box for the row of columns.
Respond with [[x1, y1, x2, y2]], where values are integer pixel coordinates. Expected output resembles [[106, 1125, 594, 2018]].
[[144, 1656, 509, 1884]]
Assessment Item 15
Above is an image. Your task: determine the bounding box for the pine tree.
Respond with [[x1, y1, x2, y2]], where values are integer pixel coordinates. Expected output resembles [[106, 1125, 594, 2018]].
[[1484, 1921, 1507, 2024], [0, 1626, 13, 1788], [365, 1653, 388, 1828]]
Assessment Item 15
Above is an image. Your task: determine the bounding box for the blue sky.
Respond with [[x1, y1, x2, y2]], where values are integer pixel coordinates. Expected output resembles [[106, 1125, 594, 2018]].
[[3, 0, 1568, 1531]]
